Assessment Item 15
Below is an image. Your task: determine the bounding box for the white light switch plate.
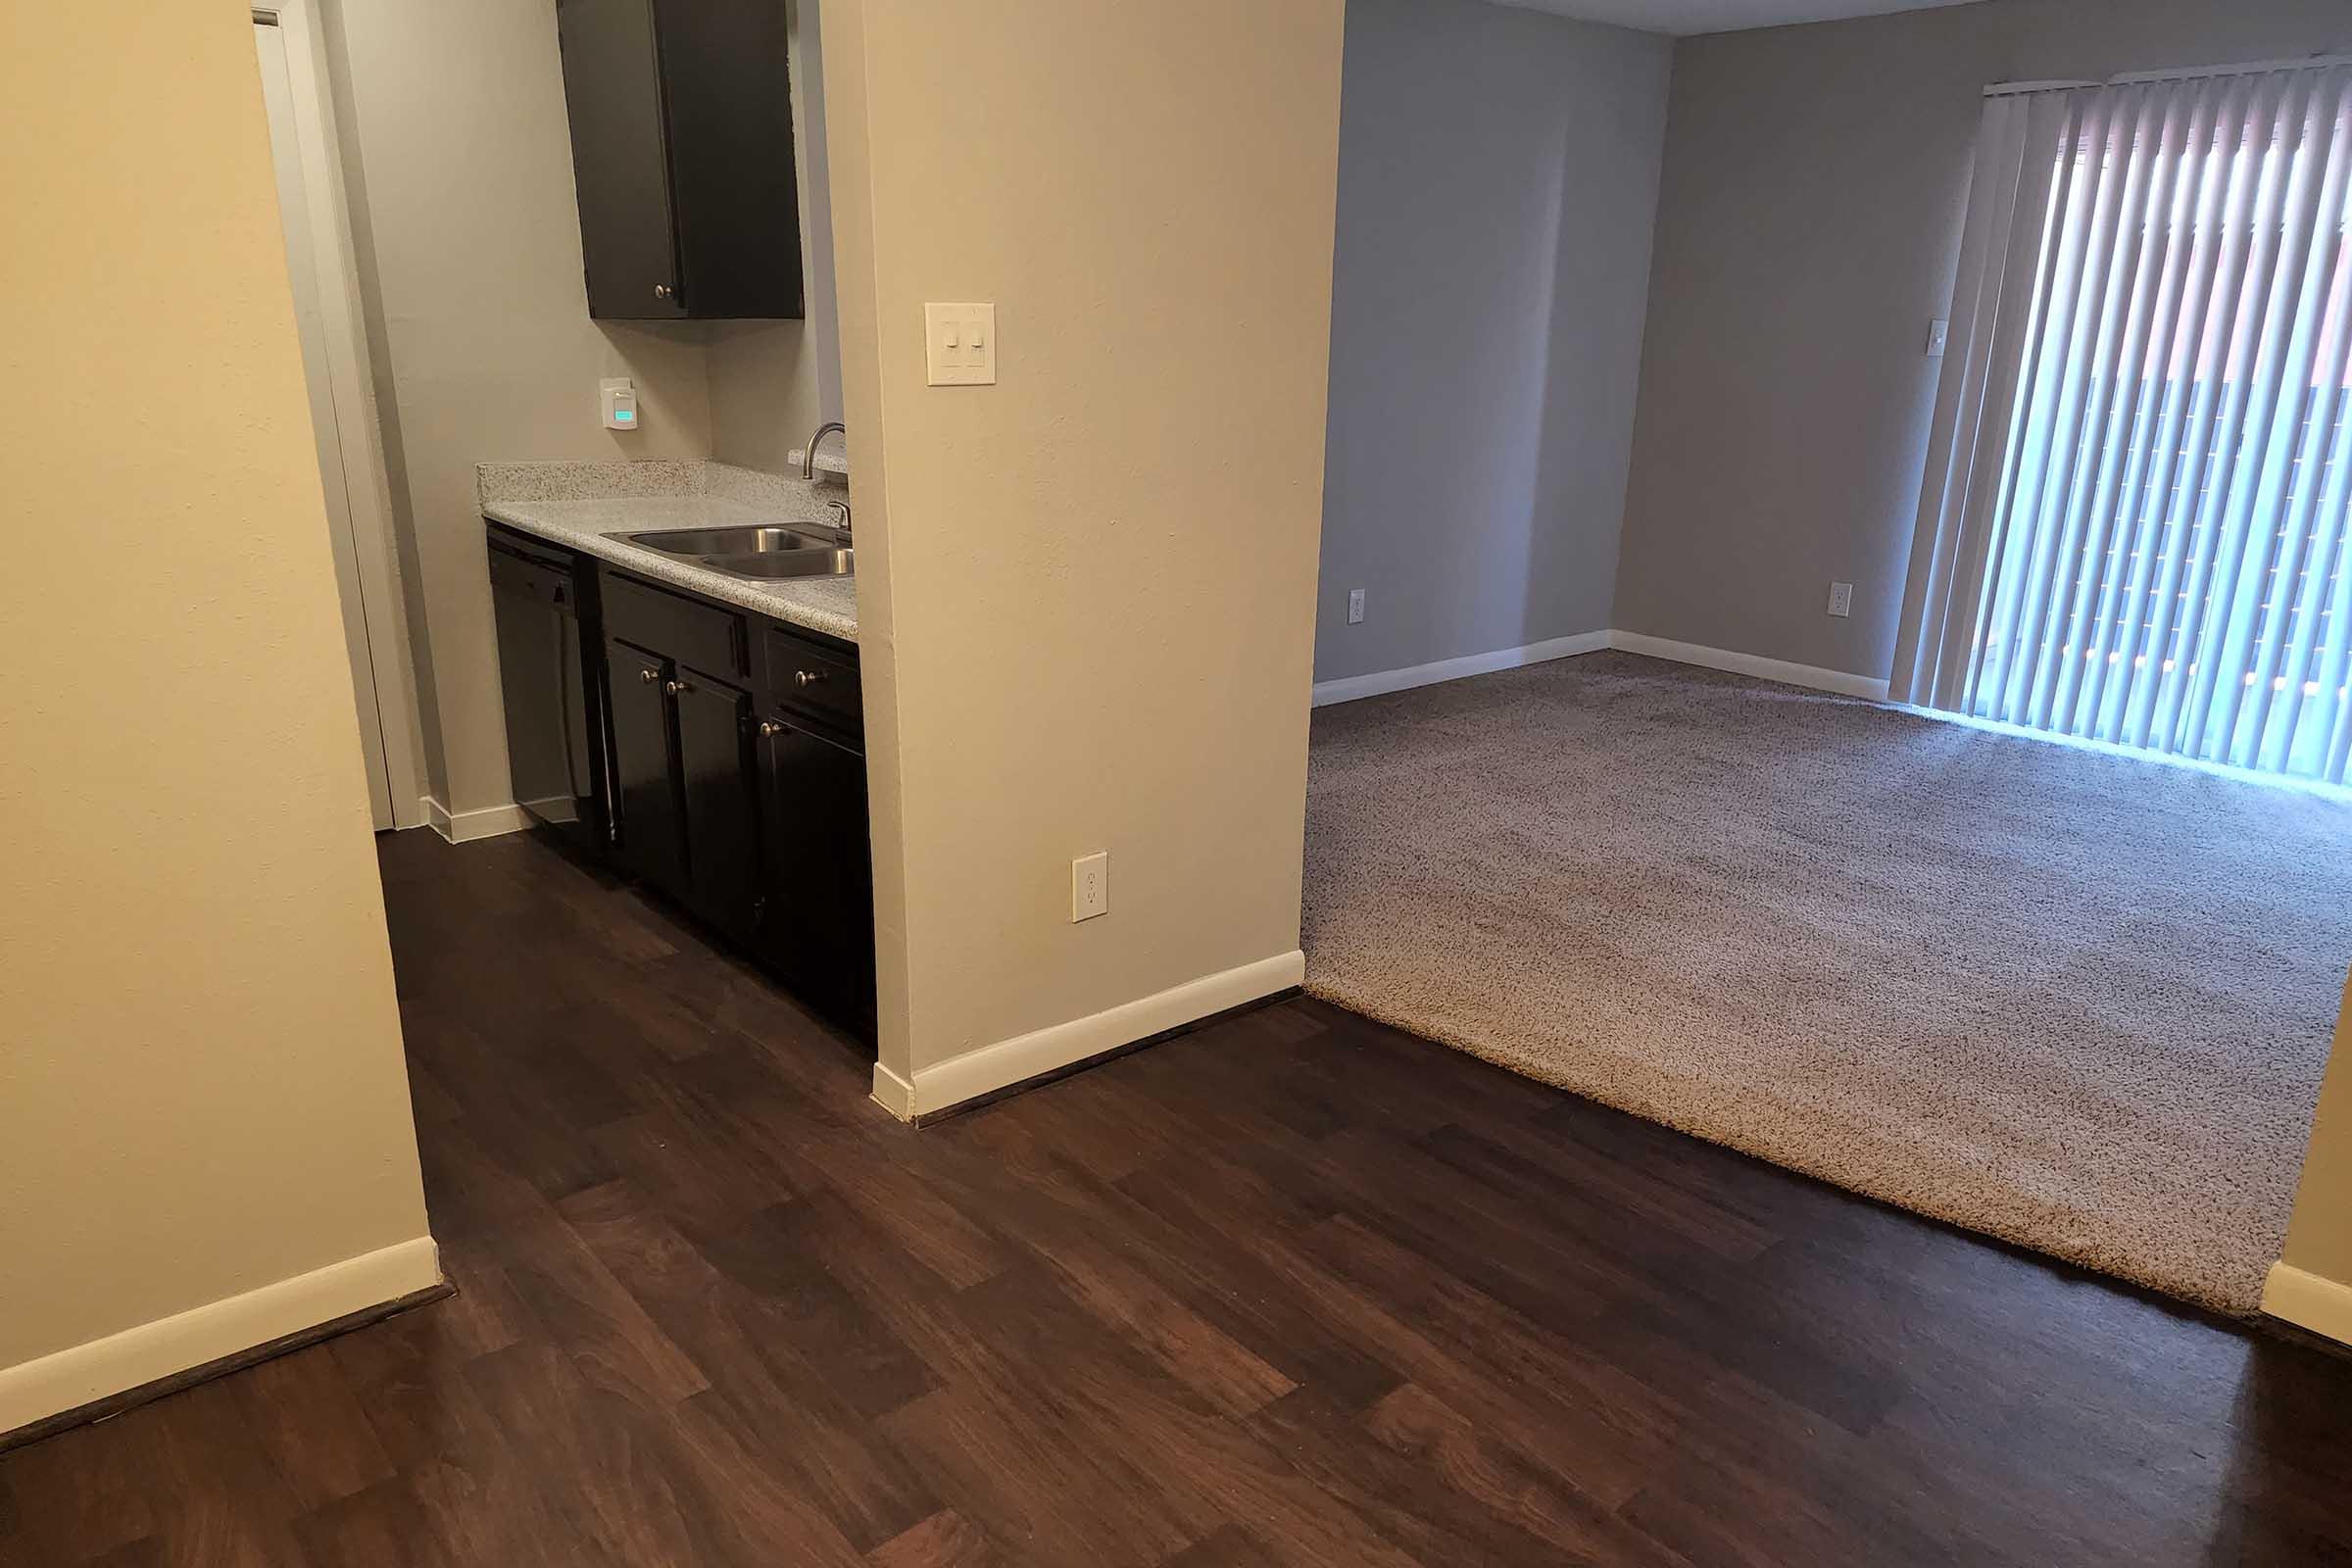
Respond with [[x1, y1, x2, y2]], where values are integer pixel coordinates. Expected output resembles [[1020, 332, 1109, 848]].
[[925, 302, 997, 386], [1927, 318, 1949, 357]]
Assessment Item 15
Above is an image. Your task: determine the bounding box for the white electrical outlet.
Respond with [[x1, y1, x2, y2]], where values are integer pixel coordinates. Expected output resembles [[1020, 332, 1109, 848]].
[[1347, 588, 1366, 625], [1072, 851, 1108, 922], [1828, 581, 1854, 617]]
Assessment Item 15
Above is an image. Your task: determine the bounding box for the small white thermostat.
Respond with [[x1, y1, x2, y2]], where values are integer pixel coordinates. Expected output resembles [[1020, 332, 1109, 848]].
[[601, 377, 639, 430]]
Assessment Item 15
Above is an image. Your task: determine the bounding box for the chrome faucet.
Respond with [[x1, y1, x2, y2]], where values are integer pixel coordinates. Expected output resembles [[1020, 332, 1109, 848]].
[[822, 498, 852, 541], [800, 420, 846, 481]]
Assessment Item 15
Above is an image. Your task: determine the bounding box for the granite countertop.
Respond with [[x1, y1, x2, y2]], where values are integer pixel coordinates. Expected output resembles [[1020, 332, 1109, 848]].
[[476, 461, 858, 645]]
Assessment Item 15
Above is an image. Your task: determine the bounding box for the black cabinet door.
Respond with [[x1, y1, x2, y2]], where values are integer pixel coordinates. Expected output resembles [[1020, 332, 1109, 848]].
[[758, 716, 875, 1030], [672, 671, 760, 942], [553, 0, 802, 320], [652, 0, 804, 320], [604, 639, 684, 895], [554, 0, 683, 319]]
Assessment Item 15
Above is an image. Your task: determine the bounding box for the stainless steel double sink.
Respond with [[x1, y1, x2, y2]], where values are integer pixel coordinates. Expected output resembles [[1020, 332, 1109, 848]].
[[615, 523, 854, 580]]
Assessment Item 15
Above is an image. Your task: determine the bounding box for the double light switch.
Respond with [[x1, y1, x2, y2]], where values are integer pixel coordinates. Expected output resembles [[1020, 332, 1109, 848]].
[[925, 302, 997, 386]]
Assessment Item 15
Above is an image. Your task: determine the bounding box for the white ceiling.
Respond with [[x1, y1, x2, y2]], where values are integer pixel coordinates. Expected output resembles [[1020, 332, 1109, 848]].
[[1492, 0, 1981, 37]]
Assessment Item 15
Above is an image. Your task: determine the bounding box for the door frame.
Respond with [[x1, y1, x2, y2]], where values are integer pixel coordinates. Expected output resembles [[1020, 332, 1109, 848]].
[[254, 0, 429, 830]]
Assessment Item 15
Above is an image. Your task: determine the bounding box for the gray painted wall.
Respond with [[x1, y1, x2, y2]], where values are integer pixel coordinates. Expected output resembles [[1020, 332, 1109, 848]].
[[1615, 0, 2352, 683], [1314, 0, 1670, 684]]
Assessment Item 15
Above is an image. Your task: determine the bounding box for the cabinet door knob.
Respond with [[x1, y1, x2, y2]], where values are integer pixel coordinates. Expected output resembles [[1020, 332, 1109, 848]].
[[665, 677, 694, 696], [758, 719, 784, 738], [639, 667, 661, 684], [795, 669, 829, 688], [654, 282, 676, 303]]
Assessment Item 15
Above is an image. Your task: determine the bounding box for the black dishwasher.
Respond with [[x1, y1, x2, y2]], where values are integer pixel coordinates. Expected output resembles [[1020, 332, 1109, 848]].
[[487, 529, 609, 854]]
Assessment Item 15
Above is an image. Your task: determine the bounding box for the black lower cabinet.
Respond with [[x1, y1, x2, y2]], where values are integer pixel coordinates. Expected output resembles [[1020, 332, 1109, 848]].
[[757, 716, 874, 1033], [491, 525, 876, 1043], [606, 636, 764, 944], [604, 638, 686, 896], [673, 671, 761, 944]]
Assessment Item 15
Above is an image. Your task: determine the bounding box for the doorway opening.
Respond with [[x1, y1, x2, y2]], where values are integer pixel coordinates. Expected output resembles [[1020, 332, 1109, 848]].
[[252, 3, 424, 830]]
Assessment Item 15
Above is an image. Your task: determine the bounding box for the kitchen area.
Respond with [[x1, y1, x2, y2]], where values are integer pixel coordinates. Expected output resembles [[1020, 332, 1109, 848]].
[[275, 0, 881, 1047], [282, 0, 1323, 1127], [481, 1, 877, 1036], [482, 438, 870, 1035], [483, 1, 875, 1038]]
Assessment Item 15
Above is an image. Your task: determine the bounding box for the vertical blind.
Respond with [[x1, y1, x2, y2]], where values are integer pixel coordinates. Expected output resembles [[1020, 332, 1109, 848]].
[[1892, 61, 2352, 784]]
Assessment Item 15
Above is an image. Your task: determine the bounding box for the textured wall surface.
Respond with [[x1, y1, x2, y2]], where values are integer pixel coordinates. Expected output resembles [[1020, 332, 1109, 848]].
[[2283, 970, 2352, 1309], [0, 0, 431, 1398], [1316, 0, 1669, 683], [324, 0, 716, 814], [825, 0, 1346, 1085]]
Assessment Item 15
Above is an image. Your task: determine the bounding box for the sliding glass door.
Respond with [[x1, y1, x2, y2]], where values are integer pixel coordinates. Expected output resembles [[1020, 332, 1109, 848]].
[[1896, 62, 2352, 784]]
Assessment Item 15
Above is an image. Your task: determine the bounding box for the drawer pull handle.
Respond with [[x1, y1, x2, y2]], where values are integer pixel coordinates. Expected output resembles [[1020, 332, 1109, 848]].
[[795, 669, 830, 689], [665, 678, 695, 696], [639, 667, 661, 684], [758, 720, 784, 738]]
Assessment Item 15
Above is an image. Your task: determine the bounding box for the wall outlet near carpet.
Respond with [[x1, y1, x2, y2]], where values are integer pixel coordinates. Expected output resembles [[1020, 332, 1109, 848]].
[[1827, 581, 1853, 618], [1348, 588, 1366, 625]]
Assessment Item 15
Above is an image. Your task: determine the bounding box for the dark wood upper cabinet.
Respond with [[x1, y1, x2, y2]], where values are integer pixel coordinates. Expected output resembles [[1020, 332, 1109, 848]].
[[554, 0, 805, 321]]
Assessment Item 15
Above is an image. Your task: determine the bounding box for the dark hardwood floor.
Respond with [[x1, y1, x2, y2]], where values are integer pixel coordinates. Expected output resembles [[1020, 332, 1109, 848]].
[[6, 827, 2350, 1566]]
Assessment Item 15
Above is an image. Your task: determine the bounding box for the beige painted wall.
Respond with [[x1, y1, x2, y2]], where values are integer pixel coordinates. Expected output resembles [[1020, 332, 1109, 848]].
[[0, 0, 432, 1417], [2280, 971, 2352, 1306], [1614, 0, 2352, 681], [824, 0, 1344, 1095], [322, 0, 716, 816]]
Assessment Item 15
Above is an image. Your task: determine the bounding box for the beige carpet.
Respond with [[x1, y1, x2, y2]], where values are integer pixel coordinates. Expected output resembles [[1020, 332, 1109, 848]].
[[1302, 651, 2352, 1314]]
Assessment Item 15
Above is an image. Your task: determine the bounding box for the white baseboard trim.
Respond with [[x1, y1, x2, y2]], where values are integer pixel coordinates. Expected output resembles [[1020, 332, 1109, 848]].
[[869, 1060, 916, 1120], [1607, 630, 1890, 701], [2263, 1260, 2352, 1348], [1308, 629, 1891, 708], [1311, 631, 1611, 708], [0, 1236, 441, 1437], [871, 949, 1305, 1120], [424, 797, 530, 845]]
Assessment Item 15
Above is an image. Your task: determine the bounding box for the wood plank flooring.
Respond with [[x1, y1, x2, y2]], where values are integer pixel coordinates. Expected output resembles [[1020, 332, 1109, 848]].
[[5, 826, 2350, 1566]]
